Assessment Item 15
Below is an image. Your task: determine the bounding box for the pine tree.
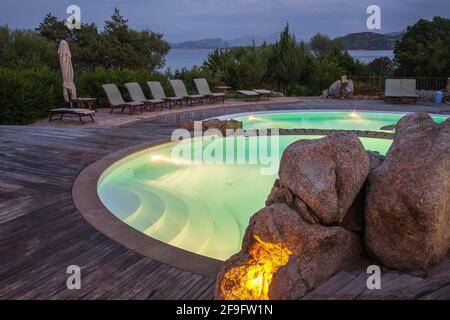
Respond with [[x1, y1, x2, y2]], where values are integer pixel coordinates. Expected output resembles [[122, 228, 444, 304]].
[[35, 13, 68, 42], [104, 7, 129, 36], [268, 23, 304, 93]]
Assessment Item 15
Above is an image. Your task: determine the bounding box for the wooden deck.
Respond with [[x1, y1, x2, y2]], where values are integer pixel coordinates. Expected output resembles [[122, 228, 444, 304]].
[[1, 99, 449, 300]]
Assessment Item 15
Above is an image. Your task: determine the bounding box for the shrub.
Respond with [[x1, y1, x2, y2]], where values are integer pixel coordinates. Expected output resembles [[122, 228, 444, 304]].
[[203, 49, 242, 89], [0, 26, 58, 69], [0, 66, 175, 124], [394, 17, 450, 77], [353, 79, 384, 96], [267, 25, 310, 93], [306, 59, 344, 95], [238, 46, 269, 89], [200, 25, 364, 96], [367, 57, 395, 78], [0, 67, 63, 124], [170, 66, 218, 94]]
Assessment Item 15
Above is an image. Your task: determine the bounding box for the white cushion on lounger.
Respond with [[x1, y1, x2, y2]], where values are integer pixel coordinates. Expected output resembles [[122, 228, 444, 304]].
[[237, 90, 260, 96], [385, 79, 402, 97], [401, 79, 418, 98], [252, 89, 271, 94], [210, 92, 226, 97]]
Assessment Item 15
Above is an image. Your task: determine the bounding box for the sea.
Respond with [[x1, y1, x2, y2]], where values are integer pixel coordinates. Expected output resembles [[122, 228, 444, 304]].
[[160, 49, 395, 72]]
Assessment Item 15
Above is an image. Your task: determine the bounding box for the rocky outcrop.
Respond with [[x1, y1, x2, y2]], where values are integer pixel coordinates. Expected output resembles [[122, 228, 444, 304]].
[[179, 118, 243, 135], [216, 113, 450, 300], [328, 79, 354, 97], [338, 151, 386, 233], [267, 133, 369, 225], [180, 119, 195, 131], [365, 113, 450, 270], [220, 119, 243, 134], [202, 118, 223, 130], [215, 204, 362, 300], [216, 133, 368, 300]]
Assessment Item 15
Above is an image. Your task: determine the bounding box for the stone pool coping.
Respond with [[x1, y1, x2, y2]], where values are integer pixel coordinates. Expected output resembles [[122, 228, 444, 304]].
[[36, 97, 302, 128], [72, 138, 224, 278], [72, 126, 395, 278]]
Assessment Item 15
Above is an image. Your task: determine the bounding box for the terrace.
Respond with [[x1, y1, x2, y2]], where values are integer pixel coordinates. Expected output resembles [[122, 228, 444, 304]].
[[1, 98, 450, 300]]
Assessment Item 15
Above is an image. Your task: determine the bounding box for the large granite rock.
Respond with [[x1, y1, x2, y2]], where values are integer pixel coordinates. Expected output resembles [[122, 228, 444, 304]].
[[202, 118, 223, 130], [337, 151, 386, 233], [179, 118, 243, 135], [365, 113, 450, 270], [220, 119, 243, 135], [180, 119, 195, 131], [215, 204, 362, 300], [328, 79, 354, 97], [267, 133, 369, 225]]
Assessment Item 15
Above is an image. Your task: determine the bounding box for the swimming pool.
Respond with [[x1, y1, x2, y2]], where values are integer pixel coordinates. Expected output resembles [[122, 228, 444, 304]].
[[225, 111, 447, 131], [98, 134, 392, 261], [97, 111, 447, 261]]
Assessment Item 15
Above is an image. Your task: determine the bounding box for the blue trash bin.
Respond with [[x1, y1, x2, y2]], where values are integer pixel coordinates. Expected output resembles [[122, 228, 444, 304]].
[[435, 91, 443, 104]]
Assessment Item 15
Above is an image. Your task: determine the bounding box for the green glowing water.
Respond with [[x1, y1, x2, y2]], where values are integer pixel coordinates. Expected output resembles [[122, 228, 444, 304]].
[[233, 111, 447, 131], [98, 135, 392, 261], [98, 111, 447, 261]]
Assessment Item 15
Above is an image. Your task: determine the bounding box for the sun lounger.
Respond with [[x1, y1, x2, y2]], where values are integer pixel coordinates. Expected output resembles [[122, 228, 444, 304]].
[[401, 79, 418, 99], [236, 90, 261, 99], [170, 79, 204, 106], [147, 81, 183, 108], [49, 108, 95, 124], [385, 79, 417, 104], [125, 82, 166, 111], [252, 89, 272, 100], [237, 89, 272, 100], [194, 78, 225, 103], [102, 84, 144, 115], [384, 79, 402, 103]]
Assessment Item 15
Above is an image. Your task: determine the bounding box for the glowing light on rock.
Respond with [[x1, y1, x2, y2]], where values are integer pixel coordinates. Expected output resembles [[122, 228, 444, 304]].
[[220, 236, 292, 300]]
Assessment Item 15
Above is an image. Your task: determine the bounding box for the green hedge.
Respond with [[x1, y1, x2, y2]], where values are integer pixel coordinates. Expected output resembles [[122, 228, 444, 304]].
[[0, 67, 63, 125], [171, 66, 219, 92], [0, 63, 344, 125], [0, 67, 179, 124]]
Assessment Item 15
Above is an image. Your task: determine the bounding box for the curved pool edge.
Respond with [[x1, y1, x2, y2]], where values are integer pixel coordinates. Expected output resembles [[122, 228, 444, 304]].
[[72, 138, 223, 279], [72, 128, 395, 279], [214, 109, 450, 121]]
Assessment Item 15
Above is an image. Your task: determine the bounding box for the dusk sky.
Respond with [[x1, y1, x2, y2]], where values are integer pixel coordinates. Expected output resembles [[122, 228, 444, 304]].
[[0, 0, 449, 42]]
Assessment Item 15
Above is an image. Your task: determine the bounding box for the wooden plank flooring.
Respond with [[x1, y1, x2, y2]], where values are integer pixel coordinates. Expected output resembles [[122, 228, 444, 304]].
[[1, 99, 449, 299]]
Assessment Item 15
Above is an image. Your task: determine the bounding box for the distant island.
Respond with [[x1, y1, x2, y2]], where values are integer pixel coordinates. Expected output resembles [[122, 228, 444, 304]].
[[337, 31, 403, 50], [171, 31, 404, 50], [170, 33, 280, 49], [170, 38, 229, 49]]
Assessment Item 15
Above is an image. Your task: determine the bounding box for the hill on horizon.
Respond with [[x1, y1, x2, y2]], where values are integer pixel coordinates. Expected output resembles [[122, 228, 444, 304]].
[[170, 31, 404, 50], [338, 31, 403, 50]]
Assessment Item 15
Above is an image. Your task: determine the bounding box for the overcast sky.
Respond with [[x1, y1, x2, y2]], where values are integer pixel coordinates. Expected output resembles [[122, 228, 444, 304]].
[[0, 0, 449, 42]]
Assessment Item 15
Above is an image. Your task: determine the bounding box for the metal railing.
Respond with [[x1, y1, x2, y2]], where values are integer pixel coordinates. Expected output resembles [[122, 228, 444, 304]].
[[349, 76, 450, 100], [351, 76, 385, 98], [415, 77, 449, 101]]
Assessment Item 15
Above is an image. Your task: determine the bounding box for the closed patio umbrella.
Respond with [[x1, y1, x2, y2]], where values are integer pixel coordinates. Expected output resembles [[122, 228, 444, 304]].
[[58, 40, 77, 106]]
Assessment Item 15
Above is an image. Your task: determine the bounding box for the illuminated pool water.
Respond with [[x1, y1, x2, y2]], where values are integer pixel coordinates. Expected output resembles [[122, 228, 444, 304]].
[[228, 111, 447, 131], [98, 134, 393, 261]]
